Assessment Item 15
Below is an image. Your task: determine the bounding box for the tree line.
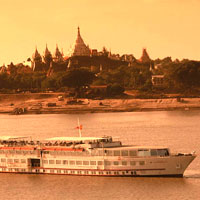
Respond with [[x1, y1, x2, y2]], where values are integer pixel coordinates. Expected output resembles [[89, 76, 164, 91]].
[[0, 59, 200, 96]]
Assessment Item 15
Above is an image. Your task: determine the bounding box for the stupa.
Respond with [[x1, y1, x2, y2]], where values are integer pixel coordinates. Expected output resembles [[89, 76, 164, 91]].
[[69, 27, 91, 57], [139, 48, 151, 63]]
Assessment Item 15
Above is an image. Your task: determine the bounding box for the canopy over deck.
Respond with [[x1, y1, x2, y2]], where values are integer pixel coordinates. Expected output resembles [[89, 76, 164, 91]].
[[0, 136, 30, 141], [45, 136, 110, 142]]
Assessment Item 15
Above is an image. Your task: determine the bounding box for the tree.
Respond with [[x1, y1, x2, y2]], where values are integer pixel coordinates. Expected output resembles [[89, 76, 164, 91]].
[[41, 77, 56, 90], [106, 83, 125, 96], [165, 61, 200, 91], [0, 73, 9, 89], [60, 68, 95, 89]]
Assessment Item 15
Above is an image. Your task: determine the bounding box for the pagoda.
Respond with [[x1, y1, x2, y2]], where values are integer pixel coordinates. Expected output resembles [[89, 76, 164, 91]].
[[53, 45, 63, 62], [43, 44, 52, 64], [69, 27, 91, 57], [32, 48, 42, 71], [139, 48, 151, 63]]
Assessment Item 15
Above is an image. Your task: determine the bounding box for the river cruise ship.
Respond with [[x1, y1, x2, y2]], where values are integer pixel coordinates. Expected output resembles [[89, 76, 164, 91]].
[[0, 135, 196, 177]]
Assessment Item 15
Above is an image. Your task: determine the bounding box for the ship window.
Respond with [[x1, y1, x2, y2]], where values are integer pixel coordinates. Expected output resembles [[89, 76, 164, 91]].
[[14, 159, 19, 163], [63, 160, 68, 165], [57, 170, 61, 173], [30, 151, 36, 155], [50, 169, 54, 173], [16, 150, 21, 154], [98, 150, 104, 156], [113, 161, 119, 165], [150, 149, 158, 156], [129, 150, 137, 156], [60, 151, 66, 156], [138, 149, 150, 157], [7, 159, 13, 163], [91, 150, 98, 156], [122, 161, 127, 165], [21, 159, 26, 163], [56, 160, 61, 164], [65, 152, 72, 156], [121, 150, 128, 156], [43, 160, 48, 164], [106, 150, 113, 156], [114, 151, 120, 156], [22, 151, 26, 155], [9, 150, 15, 154], [105, 161, 111, 165], [76, 161, 82, 165], [49, 160, 55, 164], [139, 161, 145, 165], [69, 160, 75, 165], [1, 158, 6, 162], [44, 151, 49, 154], [83, 161, 89, 165], [90, 161, 96, 165], [97, 161, 103, 165], [130, 161, 136, 165], [157, 149, 169, 156]]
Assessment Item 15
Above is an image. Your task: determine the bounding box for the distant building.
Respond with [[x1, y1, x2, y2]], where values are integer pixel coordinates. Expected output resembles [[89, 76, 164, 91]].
[[151, 75, 165, 87], [91, 49, 98, 56], [43, 45, 52, 70], [0, 64, 7, 74], [31, 48, 42, 71], [53, 45, 64, 62], [68, 27, 91, 57], [121, 54, 136, 62], [138, 48, 151, 63]]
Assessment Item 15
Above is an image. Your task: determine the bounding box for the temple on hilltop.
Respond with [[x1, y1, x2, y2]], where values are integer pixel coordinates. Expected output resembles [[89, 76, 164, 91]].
[[68, 27, 91, 57], [29, 27, 158, 74]]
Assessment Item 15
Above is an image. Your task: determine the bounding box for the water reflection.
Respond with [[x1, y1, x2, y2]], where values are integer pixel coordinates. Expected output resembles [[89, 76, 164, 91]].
[[0, 112, 199, 200], [0, 173, 199, 200]]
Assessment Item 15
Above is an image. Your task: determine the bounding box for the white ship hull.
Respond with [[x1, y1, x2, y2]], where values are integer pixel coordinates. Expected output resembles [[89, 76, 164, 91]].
[[0, 154, 195, 177]]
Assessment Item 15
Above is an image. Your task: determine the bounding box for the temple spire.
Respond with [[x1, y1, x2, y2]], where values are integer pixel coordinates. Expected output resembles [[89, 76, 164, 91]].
[[77, 26, 80, 36], [68, 27, 90, 56], [139, 48, 151, 63]]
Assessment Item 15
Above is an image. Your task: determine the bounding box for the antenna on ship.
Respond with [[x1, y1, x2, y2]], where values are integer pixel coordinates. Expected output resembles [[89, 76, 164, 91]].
[[76, 118, 82, 137]]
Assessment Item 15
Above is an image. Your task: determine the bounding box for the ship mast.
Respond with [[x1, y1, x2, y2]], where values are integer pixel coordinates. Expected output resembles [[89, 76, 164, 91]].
[[77, 118, 82, 137]]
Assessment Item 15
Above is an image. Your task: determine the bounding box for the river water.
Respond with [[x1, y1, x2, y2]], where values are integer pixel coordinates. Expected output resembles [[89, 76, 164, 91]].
[[0, 111, 199, 200]]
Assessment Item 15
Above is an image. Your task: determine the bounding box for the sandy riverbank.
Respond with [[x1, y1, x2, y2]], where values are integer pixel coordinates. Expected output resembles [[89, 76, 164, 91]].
[[0, 93, 200, 114]]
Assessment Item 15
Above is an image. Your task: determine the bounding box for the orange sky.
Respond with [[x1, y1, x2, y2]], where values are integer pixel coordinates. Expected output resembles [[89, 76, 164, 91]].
[[0, 0, 200, 65]]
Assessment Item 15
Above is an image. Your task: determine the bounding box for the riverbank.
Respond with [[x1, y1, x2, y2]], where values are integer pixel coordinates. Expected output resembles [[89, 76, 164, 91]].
[[0, 93, 200, 114]]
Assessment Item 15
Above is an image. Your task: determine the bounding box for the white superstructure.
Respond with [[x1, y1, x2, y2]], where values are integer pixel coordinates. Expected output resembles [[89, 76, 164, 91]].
[[0, 136, 196, 177]]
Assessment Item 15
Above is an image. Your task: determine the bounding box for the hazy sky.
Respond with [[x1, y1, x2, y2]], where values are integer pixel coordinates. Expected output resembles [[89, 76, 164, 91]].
[[0, 0, 200, 65]]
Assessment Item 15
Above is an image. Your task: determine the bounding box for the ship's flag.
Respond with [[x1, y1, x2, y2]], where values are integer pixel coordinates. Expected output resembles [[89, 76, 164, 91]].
[[76, 125, 83, 130]]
